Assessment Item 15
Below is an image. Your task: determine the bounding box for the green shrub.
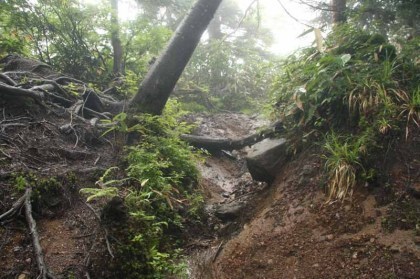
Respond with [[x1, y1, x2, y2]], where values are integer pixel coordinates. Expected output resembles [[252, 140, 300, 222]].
[[270, 24, 419, 201]]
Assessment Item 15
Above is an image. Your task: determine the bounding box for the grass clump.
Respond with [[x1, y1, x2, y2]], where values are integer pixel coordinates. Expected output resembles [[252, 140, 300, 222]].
[[270, 24, 419, 201]]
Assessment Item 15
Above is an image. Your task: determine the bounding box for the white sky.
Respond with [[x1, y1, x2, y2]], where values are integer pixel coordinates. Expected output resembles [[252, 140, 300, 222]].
[[244, 0, 317, 55], [84, 0, 319, 56]]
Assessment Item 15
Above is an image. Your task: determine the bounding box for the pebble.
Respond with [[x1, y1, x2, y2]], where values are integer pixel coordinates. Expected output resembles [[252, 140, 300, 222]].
[[25, 258, 31, 264], [370, 238, 375, 243], [18, 273, 30, 279], [312, 263, 320, 268], [13, 246, 22, 253], [326, 234, 334, 241]]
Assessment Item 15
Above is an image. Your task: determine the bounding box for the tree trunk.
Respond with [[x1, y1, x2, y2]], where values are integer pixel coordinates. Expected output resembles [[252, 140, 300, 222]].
[[110, 0, 124, 75], [128, 0, 223, 115], [332, 0, 347, 24]]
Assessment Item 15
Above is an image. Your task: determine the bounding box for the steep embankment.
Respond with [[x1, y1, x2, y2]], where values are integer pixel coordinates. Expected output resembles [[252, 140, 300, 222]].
[[187, 113, 419, 279]]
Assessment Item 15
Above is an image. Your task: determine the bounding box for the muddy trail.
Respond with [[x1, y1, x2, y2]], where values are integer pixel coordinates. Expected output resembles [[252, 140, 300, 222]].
[[186, 113, 420, 279]]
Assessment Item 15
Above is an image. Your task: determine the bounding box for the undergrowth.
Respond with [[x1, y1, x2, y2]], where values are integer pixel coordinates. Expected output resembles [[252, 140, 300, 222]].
[[270, 25, 419, 201], [81, 100, 203, 278]]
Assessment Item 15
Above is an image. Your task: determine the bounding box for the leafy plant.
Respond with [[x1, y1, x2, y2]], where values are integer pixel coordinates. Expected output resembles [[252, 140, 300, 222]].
[[91, 100, 200, 278], [270, 24, 419, 202], [79, 187, 119, 202], [322, 132, 367, 201]]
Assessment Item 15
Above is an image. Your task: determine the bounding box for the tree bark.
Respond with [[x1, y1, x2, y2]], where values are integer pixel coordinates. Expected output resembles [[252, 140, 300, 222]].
[[128, 0, 223, 115], [110, 0, 124, 75], [332, 0, 347, 24]]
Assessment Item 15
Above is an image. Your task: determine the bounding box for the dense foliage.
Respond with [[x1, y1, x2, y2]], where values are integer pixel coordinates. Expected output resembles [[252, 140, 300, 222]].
[[81, 101, 202, 278], [270, 24, 419, 200]]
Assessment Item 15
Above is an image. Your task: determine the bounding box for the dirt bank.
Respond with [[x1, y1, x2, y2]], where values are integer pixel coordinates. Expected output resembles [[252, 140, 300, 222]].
[[188, 113, 419, 279]]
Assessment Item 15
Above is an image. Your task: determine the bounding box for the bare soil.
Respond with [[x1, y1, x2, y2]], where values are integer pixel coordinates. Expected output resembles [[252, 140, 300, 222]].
[[188, 113, 420, 279], [0, 100, 117, 278]]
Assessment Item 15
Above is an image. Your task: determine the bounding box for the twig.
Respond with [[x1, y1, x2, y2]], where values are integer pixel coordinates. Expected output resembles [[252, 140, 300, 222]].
[[212, 241, 224, 262], [24, 187, 55, 279], [276, 0, 313, 28], [219, 0, 259, 45], [83, 202, 114, 259], [292, 0, 334, 12]]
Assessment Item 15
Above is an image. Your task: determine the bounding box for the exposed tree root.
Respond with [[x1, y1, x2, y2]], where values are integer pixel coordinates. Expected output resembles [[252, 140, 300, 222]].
[[0, 191, 27, 223], [23, 187, 55, 279], [0, 188, 55, 278]]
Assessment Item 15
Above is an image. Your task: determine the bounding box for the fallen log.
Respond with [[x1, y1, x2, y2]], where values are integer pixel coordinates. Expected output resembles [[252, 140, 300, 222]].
[[180, 121, 284, 151]]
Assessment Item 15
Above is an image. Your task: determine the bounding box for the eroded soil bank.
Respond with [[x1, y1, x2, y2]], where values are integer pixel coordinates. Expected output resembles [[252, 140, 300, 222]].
[[187, 113, 420, 279]]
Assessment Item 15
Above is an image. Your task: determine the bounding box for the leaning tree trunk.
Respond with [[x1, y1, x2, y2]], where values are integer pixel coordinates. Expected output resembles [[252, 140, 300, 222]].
[[332, 0, 347, 24], [110, 0, 124, 75], [128, 0, 223, 115]]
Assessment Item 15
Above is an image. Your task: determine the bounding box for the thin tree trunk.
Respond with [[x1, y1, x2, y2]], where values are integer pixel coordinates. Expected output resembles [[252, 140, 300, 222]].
[[332, 0, 347, 24], [110, 0, 123, 75], [129, 0, 223, 115]]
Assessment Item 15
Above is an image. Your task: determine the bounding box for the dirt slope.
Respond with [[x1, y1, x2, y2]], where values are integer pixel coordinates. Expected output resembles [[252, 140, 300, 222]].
[[214, 148, 419, 278], [188, 114, 419, 279], [0, 101, 117, 278]]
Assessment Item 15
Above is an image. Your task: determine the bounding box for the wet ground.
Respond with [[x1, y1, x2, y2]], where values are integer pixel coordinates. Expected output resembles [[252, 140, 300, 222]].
[[186, 113, 420, 279]]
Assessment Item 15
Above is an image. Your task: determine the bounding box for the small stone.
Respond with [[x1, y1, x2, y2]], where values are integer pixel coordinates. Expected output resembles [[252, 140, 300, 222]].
[[312, 263, 320, 268], [25, 258, 31, 264], [344, 205, 351, 212], [13, 246, 22, 253], [222, 192, 230, 198], [326, 234, 334, 241], [18, 273, 30, 279], [352, 252, 358, 259], [268, 259, 273, 265], [370, 238, 375, 243]]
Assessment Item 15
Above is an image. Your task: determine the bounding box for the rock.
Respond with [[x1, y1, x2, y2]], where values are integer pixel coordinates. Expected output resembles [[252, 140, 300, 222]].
[[245, 138, 288, 183], [214, 201, 246, 222], [326, 234, 334, 241]]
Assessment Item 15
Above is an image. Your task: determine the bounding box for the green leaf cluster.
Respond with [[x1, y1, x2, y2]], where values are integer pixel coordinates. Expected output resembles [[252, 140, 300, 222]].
[[86, 101, 201, 278]]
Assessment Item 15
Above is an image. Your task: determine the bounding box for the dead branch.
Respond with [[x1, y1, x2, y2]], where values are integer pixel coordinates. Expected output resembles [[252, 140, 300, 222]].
[[0, 192, 27, 222], [83, 202, 114, 259], [23, 187, 55, 279]]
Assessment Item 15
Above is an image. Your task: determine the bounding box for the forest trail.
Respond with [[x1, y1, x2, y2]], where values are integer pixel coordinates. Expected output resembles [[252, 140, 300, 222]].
[[187, 113, 420, 279], [1, 109, 419, 278]]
